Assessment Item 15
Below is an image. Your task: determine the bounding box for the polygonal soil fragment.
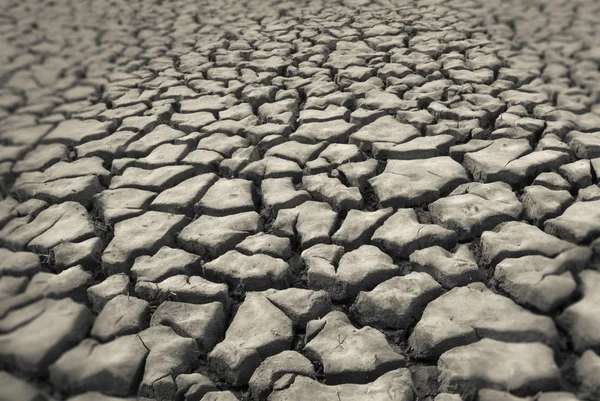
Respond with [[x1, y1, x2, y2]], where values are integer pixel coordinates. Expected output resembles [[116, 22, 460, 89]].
[[171, 112, 216, 133], [369, 157, 469, 208], [151, 173, 218, 216], [303, 244, 401, 301], [26, 265, 93, 302], [267, 369, 414, 401], [480, 221, 576, 266], [220, 145, 261, 176], [197, 133, 249, 158], [49, 335, 149, 397], [567, 131, 600, 159], [521, 185, 574, 226], [196, 178, 257, 216], [220, 103, 253, 121], [409, 245, 480, 288], [578, 185, 600, 202], [182, 150, 224, 173], [265, 141, 326, 167], [428, 182, 523, 240], [272, 201, 337, 249], [437, 339, 560, 396], [125, 124, 187, 157], [494, 247, 590, 312], [576, 350, 600, 400], [337, 159, 378, 189], [137, 325, 200, 401], [1, 201, 96, 253], [302, 174, 363, 211], [305, 92, 354, 110], [131, 246, 201, 283], [351, 271, 443, 330], [533, 172, 571, 191], [408, 283, 559, 359], [290, 120, 356, 143], [249, 351, 316, 401], [175, 373, 218, 401], [135, 274, 229, 307], [508, 150, 571, 185], [262, 288, 332, 329], [261, 177, 311, 213], [315, 143, 363, 167], [109, 165, 195, 192], [350, 115, 420, 151], [91, 295, 150, 342], [132, 143, 191, 169], [304, 311, 406, 384], [372, 209, 457, 259], [2, 124, 54, 146], [13, 157, 109, 206], [13, 175, 104, 208], [93, 188, 156, 225], [87, 273, 130, 313], [375, 135, 455, 160], [332, 208, 393, 250], [180, 95, 238, 114], [246, 124, 289, 145], [102, 211, 188, 274], [50, 237, 103, 272], [15, 156, 110, 186], [177, 212, 261, 258], [12, 144, 70, 174], [43, 119, 116, 146], [558, 270, 600, 353], [545, 200, 600, 244], [559, 160, 593, 191], [74, 130, 139, 161], [240, 157, 303, 183], [0, 298, 93, 374], [118, 115, 160, 134], [0, 248, 40, 276], [204, 250, 290, 291], [235, 232, 293, 260], [150, 301, 227, 354], [8, 199, 48, 220], [201, 117, 256, 138], [462, 138, 531, 183], [209, 293, 293, 386]]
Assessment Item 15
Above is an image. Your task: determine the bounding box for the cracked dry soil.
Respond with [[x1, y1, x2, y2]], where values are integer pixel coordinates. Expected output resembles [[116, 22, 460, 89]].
[[1, 0, 600, 400]]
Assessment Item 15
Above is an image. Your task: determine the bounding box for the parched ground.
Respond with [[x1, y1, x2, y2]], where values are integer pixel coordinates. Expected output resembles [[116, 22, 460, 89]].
[[1, 0, 600, 400]]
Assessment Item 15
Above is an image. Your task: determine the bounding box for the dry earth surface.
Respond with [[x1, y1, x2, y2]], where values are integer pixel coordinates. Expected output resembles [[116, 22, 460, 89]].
[[1, 0, 600, 400]]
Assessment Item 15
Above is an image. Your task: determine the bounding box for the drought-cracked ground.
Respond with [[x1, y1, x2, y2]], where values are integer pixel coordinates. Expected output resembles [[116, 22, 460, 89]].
[[1, 0, 600, 400]]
